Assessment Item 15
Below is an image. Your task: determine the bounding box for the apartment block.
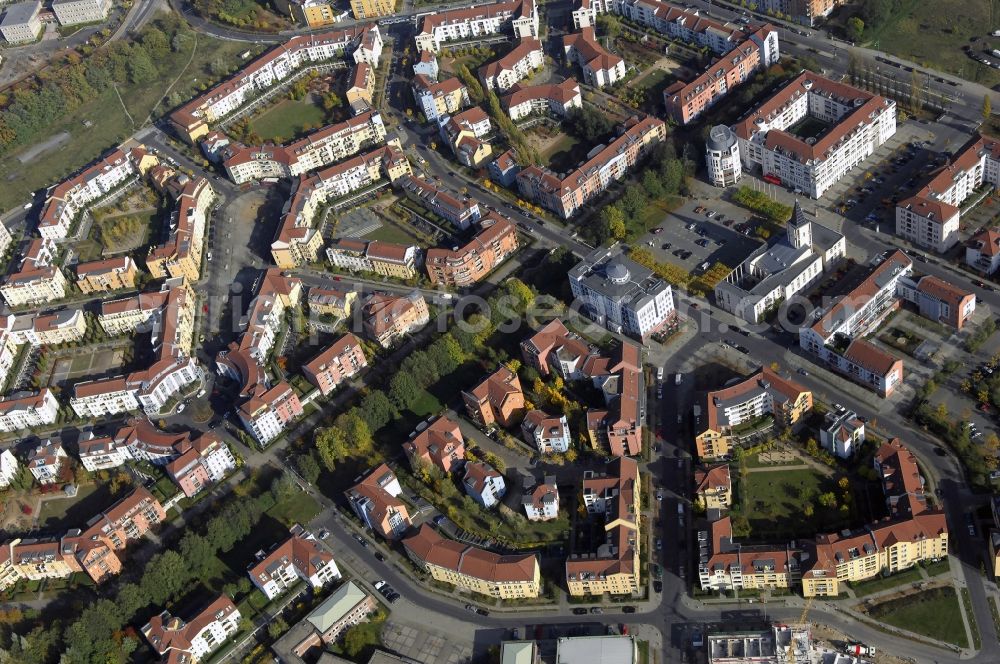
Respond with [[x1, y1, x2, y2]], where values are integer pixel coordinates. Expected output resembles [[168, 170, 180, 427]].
[[694, 464, 732, 510], [425, 215, 518, 287], [412, 75, 470, 122], [517, 116, 665, 218], [248, 524, 341, 600], [0, 1, 41, 44], [567, 244, 675, 338], [562, 28, 625, 88], [82, 486, 166, 552], [327, 238, 420, 278], [346, 464, 412, 540], [75, 256, 139, 294], [398, 175, 481, 229], [463, 365, 525, 428], [146, 174, 215, 282], [361, 291, 429, 348], [733, 71, 896, 199], [142, 596, 241, 662], [967, 227, 1000, 275], [403, 415, 466, 474], [439, 107, 493, 168], [223, 111, 387, 184], [567, 457, 640, 596], [0, 389, 59, 433], [0, 449, 18, 489], [346, 62, 376, 111], [27, 439, 67, 485], [522, 475, 559, 521], [585, 346, 644, 457], [521, 409, 571, 453], [695, 367, 812, 460], [0, 222, 11, 262], [413, 50, 439, 79], [164, 434, 237, 498], [502, 78, 582, 121], [307, 287, 357, 319], [52, 0, 111, 26], [239, 381, 304, 445], [414, 0, 539, 53], [404, 524, 540, 598], [819, 408, 865, 459], [171, 27, 384, 142], [274, 0, 338, 27], [463, 461, 506, 508], [490, 149, 522, 187], [479, 37, 544, 92], [10, 308, 87, 347], [350, 0, 393, 18], [301, 333, 367, 396], [277, 582, 377, 658], [0, 264, 68, 307], [897, 274, 976, 330]]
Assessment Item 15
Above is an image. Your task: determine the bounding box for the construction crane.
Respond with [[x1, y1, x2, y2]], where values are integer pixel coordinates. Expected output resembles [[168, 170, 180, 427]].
[[784, 597, 814, 664], [798, 596, 814, 624]]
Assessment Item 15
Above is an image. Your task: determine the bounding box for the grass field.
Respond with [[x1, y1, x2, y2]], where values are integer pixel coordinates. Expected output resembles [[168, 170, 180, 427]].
[[868, 586, 968, 648], [249, 98, 327, 143], [868, 0, 1000, 88], [536, 132, 588, 174], [0, 31, 261, 213], [364, 220, 422, 245], [740, 467, 843, 538], [850, 566, 923, 596]]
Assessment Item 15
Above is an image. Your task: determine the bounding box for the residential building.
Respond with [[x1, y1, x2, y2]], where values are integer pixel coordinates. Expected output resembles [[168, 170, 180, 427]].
[[714, 201, 845, 324], [0, 449, 18, 488], [361, 291, 429, 348], [171, 27, 384, 142], [249, 524, 341, 600], [522, 474, 558, 521], [695, 367, 812, 460], [78, 434, 133, 472], [489, 149, 522, 187], [412, 75, 470, 122], [346, 464, 412, 540], [733, 71, 896, 199], [275, 0, 338, 27], [463, 365, 525, 428], [146, 174, 215, 283], [819, 408, 865, 459], [439, 107, 493, 168], [346, 62, 376, 111], [8, 535, 83, 584], [403, 415, 466, 473], [413, 50, 439, 79], [165, 434, 237, 498], [0, 222, 11, 261], [517, 116, 666, 218], [280, 582, 378, 659], [0, 1, 42, 44], [398, 175, 481, 229], [521, 409, 571, 453], [239, 381, 304, 445], [425, 215, 518, 287], [27, 440, 67, 485], [697, 516, 802, 593], [327, 238, 420, 279], [520, 318, 596, 378], [897, 274, 976, 330], [307, 287, 357, 319], [479, 37, 544, 92], [501, 78, 582, 121], [587, 343, 645, 458], [11, 308, 88, 347], [567, 457, 640, 596], [562, 28, 625, 88], [568, 244, 675, 339], [302, 333, 367, 396], [501, 641, 541, 664], [873, 438, 927, 518], [705, 125, 743, 187], [81, 486, 166, 553], [694, 464, 732, 510], [463, 461, 506, 508], [351, 0, 393, 18], [404, 524, 541, 598], [414, 0, 539, 53], [556, 636, 637, 664], [967, 227, 1000, 275], [75, 256, 139, 294], [52, 0, 111, 26], [706, 625, 813, 664], [223, 111, 388, 184], [0, 263, 68, 307], [896, 134, 1000, 253], [0, 389, 59, 433], [142, 595, 241, 662]]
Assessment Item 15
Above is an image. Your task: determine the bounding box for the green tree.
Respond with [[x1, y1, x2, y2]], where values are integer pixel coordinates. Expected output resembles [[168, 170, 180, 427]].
[[296, 452, 321, 484], [389, 372, 420, 411], [846, 16, 864, 42], [127, 48, 156, 84], [360, 390, 397, 431], [316, 427, 347, 470], [984, 94, 993, 122], [334, 410, 375, 454], [601, 205, 627, 241], [818, 492, 837, 509], [596, 14, 622, 42]]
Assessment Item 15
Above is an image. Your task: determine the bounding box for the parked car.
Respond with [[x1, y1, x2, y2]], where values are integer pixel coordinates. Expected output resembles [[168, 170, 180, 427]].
[[590, 607, 603, 614], [573, 608, 588, 615]]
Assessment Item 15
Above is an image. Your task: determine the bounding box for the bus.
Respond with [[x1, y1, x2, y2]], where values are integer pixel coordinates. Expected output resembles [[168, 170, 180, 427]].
[[763, 173, 782, 185]]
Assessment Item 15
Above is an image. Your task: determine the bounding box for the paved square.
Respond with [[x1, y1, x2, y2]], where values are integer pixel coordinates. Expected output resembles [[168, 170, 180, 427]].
[[381, 621, 473, 664]]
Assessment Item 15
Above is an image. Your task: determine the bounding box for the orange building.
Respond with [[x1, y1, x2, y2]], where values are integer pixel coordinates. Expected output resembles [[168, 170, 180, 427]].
[[462, 366, 525, 428]]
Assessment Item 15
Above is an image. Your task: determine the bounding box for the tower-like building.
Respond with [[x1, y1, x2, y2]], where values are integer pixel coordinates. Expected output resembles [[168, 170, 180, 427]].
[[705, 125, 741, 188], [787, 200, 812, 250]]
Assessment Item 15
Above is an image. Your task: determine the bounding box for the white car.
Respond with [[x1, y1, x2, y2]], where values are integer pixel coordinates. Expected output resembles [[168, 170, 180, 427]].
[[196, 389, 207, 398], [176, 403, 186, 413], [374, 580, 386, 590]]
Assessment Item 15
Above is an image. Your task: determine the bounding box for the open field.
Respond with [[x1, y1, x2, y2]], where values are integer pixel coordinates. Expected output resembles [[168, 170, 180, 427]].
[[0, 30, 261, 212], [36, 483, 111, 529], [47, 346, 126, 387], [249, 97, 327, 143], [849, 566, 923, 596], [739, 466, 845, 539], [364, 219, 422, 245], [526, 127, 588, 174], [868, 0, 1000, 88], [866, 586, 968, 648]]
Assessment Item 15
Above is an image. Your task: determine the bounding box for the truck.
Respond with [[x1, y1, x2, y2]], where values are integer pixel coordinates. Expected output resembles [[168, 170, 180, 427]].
[[846, 643, 874, 656]]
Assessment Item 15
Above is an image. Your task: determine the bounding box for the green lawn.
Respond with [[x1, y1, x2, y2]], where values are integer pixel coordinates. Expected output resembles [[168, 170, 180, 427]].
[[740, 467, 846, 539], [249, 98, 327, 143], [0, 31, 261, 213], [536, 132, 588, 174], [37, 483, 109, 529], [850, 566, 924, 597], [267, 491, 321, 527], [868, 0, 1000, 88], [924, 559, 952, 577], [364, 221, 422, 245], [868, 586, 968, 648]]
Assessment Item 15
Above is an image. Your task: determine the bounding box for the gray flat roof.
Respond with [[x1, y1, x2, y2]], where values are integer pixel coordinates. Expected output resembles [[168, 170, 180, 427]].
[[1, 0, 40, 26], [556, 635, 635, 664]]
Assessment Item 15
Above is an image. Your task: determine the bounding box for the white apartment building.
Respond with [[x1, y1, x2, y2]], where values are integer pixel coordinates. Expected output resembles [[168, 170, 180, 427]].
[[897, 134, 1000, 253], [733, 71, 896, 199], [0, 329, 21, 395], [0, 1, 42, 44], [77, 435, 133, 472], [568, 245, 675, 339], [27, 439, 66, 485], [414, 0, 539, 53], [0, 222, 12, 260], [0, 268, 68, 308], [521, 410, 571, 453], [502, 79, 582, 121], [0, 449, 19, 488], [967, 227, 1000, 275], [819, 409, 865, 459], [398, 175, 481, 229], [412, 75, 470, 122], [562, 28, 625, 88], [248, 525, 341, 600], [0, 390, 59, 433], [479, 38, 544, 92], [706, 125, 743, 187], [522, 478, 559, 521], [52, 0, 112, 26], [142, 596, 241, 662], [9, 309, 87, 347]]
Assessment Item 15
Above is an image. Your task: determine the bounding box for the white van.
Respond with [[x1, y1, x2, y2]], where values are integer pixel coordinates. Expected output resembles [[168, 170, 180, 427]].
[[656, 367, 664, 382], [675, 373, 683, 385]]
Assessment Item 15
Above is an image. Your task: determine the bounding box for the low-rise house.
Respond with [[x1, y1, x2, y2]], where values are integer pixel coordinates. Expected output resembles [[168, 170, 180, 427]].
[[412, 50, 439, 79], [819, 409, 865, 459], [27, 439, 66, 485], [489, 149, 521, 187], [361, 291, 430, 348], [302, 334, 367, 396], [425, 216, 518, 287], [694, 464, 732, 510], [0, 449, 18, 488], [248, 524, 341, 600], [463, 365, 525, 428], [522, 475, 558, 521], [277, 581, 378, 660], [403, 524, 540, 598], [521, 409, 571, 453], [75, 257, 139, 294], [346, 464, 412, 540], [403, 416, 465, 474], [142, 595, 241, 662], [967, 227, 1000, 275], [463, 461, 506, 508]]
